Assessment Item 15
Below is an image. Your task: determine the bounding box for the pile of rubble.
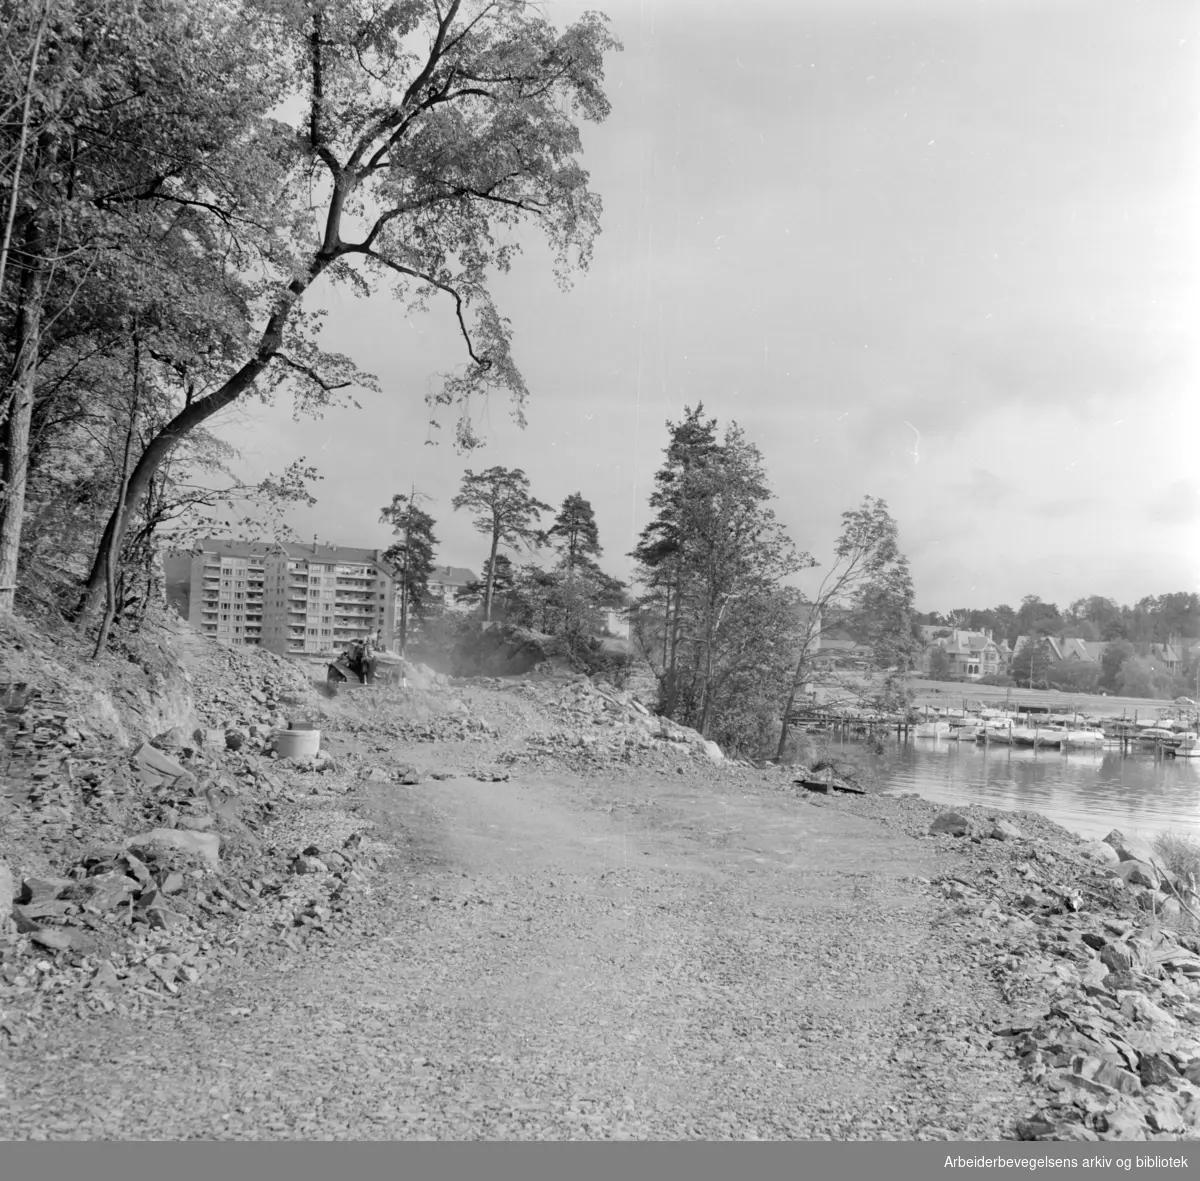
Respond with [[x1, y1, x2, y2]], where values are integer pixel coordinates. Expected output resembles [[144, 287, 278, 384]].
[[918, 807, 1200, 1141], [180, 640, 318, 740], [499, 676, 734, 770], [0, 657, 382, 1043]]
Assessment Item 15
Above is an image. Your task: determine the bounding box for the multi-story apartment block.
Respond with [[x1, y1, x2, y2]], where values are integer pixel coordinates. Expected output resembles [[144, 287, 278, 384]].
[[185, 540, 397, 657]]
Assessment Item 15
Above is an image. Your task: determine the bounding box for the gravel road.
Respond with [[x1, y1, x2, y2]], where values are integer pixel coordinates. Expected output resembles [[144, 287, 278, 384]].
[[4, 759, 1034, 1139]]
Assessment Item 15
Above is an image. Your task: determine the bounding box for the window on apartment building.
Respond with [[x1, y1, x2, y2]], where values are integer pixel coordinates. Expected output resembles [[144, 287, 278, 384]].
[[321, 628, 331, 636], [307, 628, 318, 635], [221, 613, 229, 621]]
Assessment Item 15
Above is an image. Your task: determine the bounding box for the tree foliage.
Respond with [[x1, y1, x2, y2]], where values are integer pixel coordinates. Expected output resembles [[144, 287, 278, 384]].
[[632, 407, 807, 749], [0, 0, 620, 623], [452, 465, 551, 621], [775, 496, 913, 758], [380, 492, 438, 621], [1010, 636, 1054, 689], [546, 491, 602, 572]]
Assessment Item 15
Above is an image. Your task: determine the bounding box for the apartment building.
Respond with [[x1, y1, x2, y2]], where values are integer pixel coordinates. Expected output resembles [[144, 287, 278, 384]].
[[186, 540, 397, 657]]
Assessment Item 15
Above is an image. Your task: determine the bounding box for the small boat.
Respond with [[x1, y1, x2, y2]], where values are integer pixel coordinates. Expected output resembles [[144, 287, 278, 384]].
[[1010, 726, 1063, 749], [1061, 729, 1107, 749], [913, 720, 951, 738], [1138, 727, 1177, 744], [948, 723, 979, 741], [978, 718, 1015, 743], [1173, 735, 1200, 759]]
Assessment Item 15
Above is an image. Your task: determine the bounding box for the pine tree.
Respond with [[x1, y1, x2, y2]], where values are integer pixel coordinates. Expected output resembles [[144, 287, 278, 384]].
[[452, 467, 551, 621], [546, 492, 602, 572], [380, 492, 438, 655]]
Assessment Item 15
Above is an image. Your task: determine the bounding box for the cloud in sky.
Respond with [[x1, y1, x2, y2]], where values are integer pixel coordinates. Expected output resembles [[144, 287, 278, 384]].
[[1148, 482, 1200, 525], [218, 0, 1200, 612]]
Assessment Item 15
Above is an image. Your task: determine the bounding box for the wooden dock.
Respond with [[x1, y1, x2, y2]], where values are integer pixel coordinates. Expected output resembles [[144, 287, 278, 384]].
[[906, 678, 1193, 724]]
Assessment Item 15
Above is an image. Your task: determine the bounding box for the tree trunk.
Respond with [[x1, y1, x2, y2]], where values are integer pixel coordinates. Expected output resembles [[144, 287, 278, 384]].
[[0, 221, 45, 614], [0, 0, 48, 302], [775, 679, 801, 761], [79, 266, 326, 617], [483, 531, 499, 622], [664, 574, 682, 715], [93, 329, 141, 658]]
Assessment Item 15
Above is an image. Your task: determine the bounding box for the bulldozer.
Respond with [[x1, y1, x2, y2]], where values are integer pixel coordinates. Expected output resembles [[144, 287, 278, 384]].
[[325, 651, 405, 695]]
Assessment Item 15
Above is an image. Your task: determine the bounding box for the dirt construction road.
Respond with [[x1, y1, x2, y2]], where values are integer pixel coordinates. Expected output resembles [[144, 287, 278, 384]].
[[4, 763, 1033, 1139]]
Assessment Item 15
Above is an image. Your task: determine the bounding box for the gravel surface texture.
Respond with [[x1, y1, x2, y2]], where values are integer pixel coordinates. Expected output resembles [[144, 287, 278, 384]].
[[4, 732, 1035, 1140]]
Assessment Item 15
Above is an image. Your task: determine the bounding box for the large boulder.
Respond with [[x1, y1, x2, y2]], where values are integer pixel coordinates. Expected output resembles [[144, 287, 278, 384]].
[[1103, 830, 1168, 873], [1080, 840, 1121, 866], [929, 811, 971, 838]]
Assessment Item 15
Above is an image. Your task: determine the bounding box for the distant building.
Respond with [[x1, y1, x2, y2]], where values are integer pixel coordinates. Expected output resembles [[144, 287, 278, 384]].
[[422, 565, 479, 612], [921, 629, 1005, 680], [1150, 642, 1182, 674], [1058, 638, 1109, 664], [182, 539, 397, 657], [1012, 635, 1065, 664]]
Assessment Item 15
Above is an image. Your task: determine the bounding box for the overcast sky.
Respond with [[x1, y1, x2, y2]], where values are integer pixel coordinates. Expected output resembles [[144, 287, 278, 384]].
[[220, 0, 1200, 613]]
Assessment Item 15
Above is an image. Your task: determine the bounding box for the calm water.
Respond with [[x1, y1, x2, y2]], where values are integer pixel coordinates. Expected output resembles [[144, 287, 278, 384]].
[[858, 736, 1200, 842]]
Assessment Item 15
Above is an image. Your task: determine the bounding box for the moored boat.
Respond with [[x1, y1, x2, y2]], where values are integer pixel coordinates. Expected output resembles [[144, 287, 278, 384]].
[[1172, 734, 1200, 759], [913, 720, 951, 738], [1138, 726, 1177, 745], [1060, 729, 1107, 749], [1010, 726, 1064, 749]]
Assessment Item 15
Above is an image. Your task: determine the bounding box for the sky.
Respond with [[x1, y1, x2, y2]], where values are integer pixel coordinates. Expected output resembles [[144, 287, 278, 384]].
[[216, 0, 1200, 614]]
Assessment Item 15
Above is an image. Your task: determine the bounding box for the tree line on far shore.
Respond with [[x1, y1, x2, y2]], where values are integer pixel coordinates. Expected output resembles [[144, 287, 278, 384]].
[[918, 596, 1200, 700]]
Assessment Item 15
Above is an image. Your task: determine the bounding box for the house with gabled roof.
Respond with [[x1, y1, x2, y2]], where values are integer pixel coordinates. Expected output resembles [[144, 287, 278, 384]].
[[920, 629, 1005, 680], [1150, 641, 1182, 673], [1013, 635, 1065, 663]]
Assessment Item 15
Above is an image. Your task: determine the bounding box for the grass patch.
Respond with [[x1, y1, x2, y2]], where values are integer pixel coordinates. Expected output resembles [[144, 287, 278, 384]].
[[1153, 830, 1200, 892]]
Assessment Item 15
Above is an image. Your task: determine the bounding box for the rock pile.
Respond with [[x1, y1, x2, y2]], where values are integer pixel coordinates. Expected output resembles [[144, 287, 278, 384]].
[[918, 807, 1200, 1141], [500, 677, 733, 770], [0, 670, 351, 1044], [183, 644, 317, 749]]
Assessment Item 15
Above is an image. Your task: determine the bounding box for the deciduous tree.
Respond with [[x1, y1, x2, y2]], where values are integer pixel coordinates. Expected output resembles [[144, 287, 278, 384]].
[[776, 497, 912, 759], [76, 0, 620, 615]]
